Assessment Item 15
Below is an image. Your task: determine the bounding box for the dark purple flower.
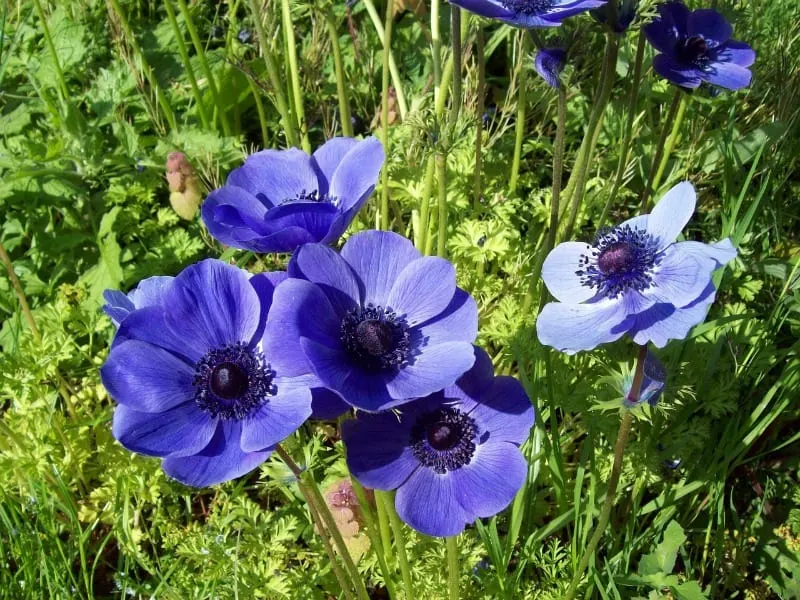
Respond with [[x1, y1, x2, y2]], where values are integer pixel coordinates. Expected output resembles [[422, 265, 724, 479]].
[[202, 137, 384, 254], [534, 48, 567, 88], [263, 230, 479, 412], [536, 182, 737, 353], [449, 0, 607, 28], [342, 347, 534, 537], [103, 276, 174, 327], [645, 2, 755, 90], [623, 351, 666, 407], [592, 0, 637, 33], [101, 260, 314, 487]]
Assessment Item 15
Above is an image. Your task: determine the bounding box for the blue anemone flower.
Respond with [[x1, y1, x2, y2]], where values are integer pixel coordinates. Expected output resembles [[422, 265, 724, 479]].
[[448, 0, 607, 28], [644, 2, 755, 90], [100, 260, 313, 487], [102, 276, 174, 327], [536, 182, 737, 353], [263, 230, 479, 412], [202, 137, 384, 254], [534, 48, 567, 88], [623, 351, 666, 407], [342, 347, 534, 537]]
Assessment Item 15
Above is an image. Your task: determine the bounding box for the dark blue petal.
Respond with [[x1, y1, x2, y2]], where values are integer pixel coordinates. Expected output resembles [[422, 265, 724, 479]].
[[310, 388, 350, 420], [240, 387, 312, 452], [342, 412, 418, 489], [113, 402, 217, 457], [395, 468, 470, 537], [534, 47, 567, 88], [227, 148, 318, 206], [386, 342, 476, 402], [289, 243, 362, 316], [687, 9, 732, 45], [703, 61, 753, 91], [386, 257, 457, 326], [310, 137, 360, 196], [327, 137, 384, 213], [653, 54, 703, 88], [466, 376, 534, 445]]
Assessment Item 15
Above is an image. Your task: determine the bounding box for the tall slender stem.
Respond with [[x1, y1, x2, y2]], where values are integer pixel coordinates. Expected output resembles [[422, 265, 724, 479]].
[[416, 156, 436, 253], [378, 491, 413, 599], [248, 0, 299, 148], [431, 0, 443, 110], [598, 30, 646, 229], [175, 0, 230, 135], [446, 535, 459, 600], [379, 0, 393, 230], [639, 88, 682, 211], [350, 480, 399, 599], [648, 93, 689, 211], [281, 0, 311, 152], [276, 446, 370, 600], [362, 0, 408, 118], [448, 7, 462, 127], [563, 345, 647, 600], [473, 25, 485, 212], [325, 9, 353, 137], [436, 153, 448, 257], [509, 32, 530, 194], [32, 0, 69, 101], [305, 493, 357, 600]]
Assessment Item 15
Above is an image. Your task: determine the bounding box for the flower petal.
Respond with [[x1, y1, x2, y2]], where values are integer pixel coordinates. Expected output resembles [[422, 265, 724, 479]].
[[113, 402, 217, 458], [103, 290, 134, 327], [310, 137, 360, 195], [300, 337, 354, 394], [289, 243, 362, 316], [647, 181, 697, 249], [447, 0, 512, 19], [414, 288, 478, 347], [387, 257, 457, 326], [536, 298, 631, 354], [688, 9, 732, 45], [329, 137, 385, 213], [341, 230, 421, 307], [395, 468, 470, 537], [628, 283, 717, 347], [334, 366, 397, 412], [467, 376, 534, 445], [240, 387, 312, 452], [310, 388, 351, 420], [342, 412, 418, 490], [129, 276, 174, 309], [162, 421, 272, 487], [113, 306, 203, 362], [101, 340, 195, 413], [703, 61, 752, 91], [715, 40, 756, 68], [652, 54, 703, 88], [645, 244, 715, 308], [673, 238, 737, 267], [645, 2, 690, 54], [542, 242, 596, 303], [386, 342, 476, 402], [451, 345, 495, 400], [227, 148, 317, 205], [451, 443, 526, 519]]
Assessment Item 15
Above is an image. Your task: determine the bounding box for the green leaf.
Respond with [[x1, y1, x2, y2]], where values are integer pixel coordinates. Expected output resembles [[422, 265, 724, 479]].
[[639, 520, 686, 576], [672, 581, 708, 600]]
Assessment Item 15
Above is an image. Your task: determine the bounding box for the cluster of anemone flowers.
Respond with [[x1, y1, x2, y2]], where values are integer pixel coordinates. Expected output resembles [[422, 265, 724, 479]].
[[99, 0, 751, 593]]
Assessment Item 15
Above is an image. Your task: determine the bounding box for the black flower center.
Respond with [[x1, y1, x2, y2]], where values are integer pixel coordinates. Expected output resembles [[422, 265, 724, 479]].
[[410, 407, 477, 474], [341, 305, 410, 371], [677, 36, 710, 69], [576, 225, 662, 298], [193, 343, 275, 419], [502, 0, 553, 15]]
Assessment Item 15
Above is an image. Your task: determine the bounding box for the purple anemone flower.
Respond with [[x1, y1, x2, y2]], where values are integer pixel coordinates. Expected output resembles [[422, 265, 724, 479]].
[[202, 137, 384, 254], [263, 230, 479, 412], [536, 182, 737, 353], [644, 2, 755, 90], [102, 276, 173, 327], [342, 347, 534, 537], [623, 351, 666, 407], [534, 48, 567, 88], [448, 0, 607, 28], [100, 260, 314, 487]]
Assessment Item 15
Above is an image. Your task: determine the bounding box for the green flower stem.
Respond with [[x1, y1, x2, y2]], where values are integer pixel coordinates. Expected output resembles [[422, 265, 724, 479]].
[[639, 87, 682, 211], [598, 29, 646, 229], [304, 491, 358, 600], [281, 0, 311, 153], [375, 486, 394, 562], [248, 78, 270, 147], [350, 480, 399, 599], [431, 0, 443, 110], [436, 152, 448, 257], [509, 32, 531, 195], [362, 0, 408, 119], [446, 535, 459, 600], [175, 0, 230, 135], [107, 0, 177, 132], [473, 25, 485, 212], [379, 0, 393, 230], [377, 491, 413, 599], [416, 156, 436, 253], [448, 7, 463, 127], [163, 0, 211, 129], [275, 445, 369, 600], [561, 32, 619, 241], [248, 0, 299, 148], [31, 0, 69, 101], [564, 345, 646, 600], [325, 9, 353, 137], [648, 92, 690, 211]]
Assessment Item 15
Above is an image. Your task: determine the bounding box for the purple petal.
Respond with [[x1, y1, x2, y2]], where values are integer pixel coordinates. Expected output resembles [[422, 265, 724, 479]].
[[451, 443, 527, 519], [164, 259, 262, 351], [467, 376, 534, 445], [342, 412, 418, 490], [536, 298, 631, 354], [329, 137, 385, 213], [447, 0, 513, 20], [647, 181, 697, 249], [260, 202, 339, 247], [227, 148, 318, 205], [645, 2, 690, 54], [333, 367, 396, 412], [240, 387, 312, 452], [414, 288, 478, 347], [263, 278, 342, 376], [300, 337, 353, 394], [162, 421, 272, 487], [628, 283, 716, 347], [249, 271, 287, 342], [101, 340, 195, 413], [289, 243, 362, 316], [201, 186, 271, 250], [715, 40, 756, 68], [395, 468, 470, 537], [113, 402, 217, 457], [340, 230, 421, 307], [542, 242, 596, 303], [113, 305, 203, 362], [311, 137, 360, 196], [645, 244, 715, 308], [653, 54, 703, 88], [387, 257, 457, 326], [451, 345, 495, 400], [102, 290, 134, 327], [310, 388, 350, 420], [687, 9, 732, 45], [673, 238, 737, 267], [129, 276, 174, 309], [386, 342, 476, 401], [703, 61, 753, 91], [534, 47, 566, 88]]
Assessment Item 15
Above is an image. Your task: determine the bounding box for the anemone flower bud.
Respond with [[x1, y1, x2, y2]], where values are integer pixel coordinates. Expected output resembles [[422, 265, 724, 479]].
[[534, 48, 567, 89], [623, 351, 666, 407], [166, 152, 202, 220]]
